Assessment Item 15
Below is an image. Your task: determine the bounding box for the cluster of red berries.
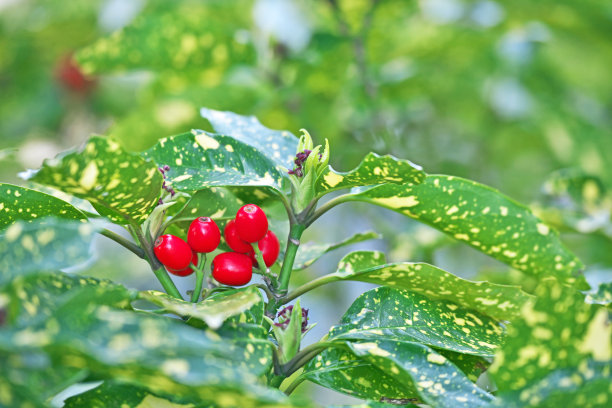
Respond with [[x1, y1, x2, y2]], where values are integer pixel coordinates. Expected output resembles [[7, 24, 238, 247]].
[[153, 204, 279, 287]]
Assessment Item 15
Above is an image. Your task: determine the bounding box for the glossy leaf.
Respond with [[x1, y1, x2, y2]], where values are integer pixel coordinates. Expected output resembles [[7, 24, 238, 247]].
[[344, 339, 493, 408], [316, 153, 425, 196], [489, 280, 612, 401], [328, 402, 418, 408], [0, 218, 98, 285], [64, 382, 150, 408], [0, 183, 86, 229], [293, 231, 382, 270], [303, 346, 417, 401], [309, 250, 531, 321], [328, 287, 504, 358], [27, 136, 163, 224], [201, 107, 299, 169], [138, 286, 263, 329], [144, 130, 286, 192], [347, 175, 586, 288]]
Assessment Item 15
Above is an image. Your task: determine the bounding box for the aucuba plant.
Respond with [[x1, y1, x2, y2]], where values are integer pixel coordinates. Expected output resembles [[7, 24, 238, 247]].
[[0, 108, 609, 408]]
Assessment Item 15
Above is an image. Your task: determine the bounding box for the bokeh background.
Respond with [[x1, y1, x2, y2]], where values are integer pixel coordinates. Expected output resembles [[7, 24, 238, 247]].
[[1, 0, 611, 405]]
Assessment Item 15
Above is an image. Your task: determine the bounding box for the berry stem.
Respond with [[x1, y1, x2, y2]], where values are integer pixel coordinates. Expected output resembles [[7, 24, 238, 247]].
[[277, 223, 305, 295], [251, 242, 273, 279], [306, 193, 356, 227], [130, 224, 182, 300], [191, 254, 207, 303]]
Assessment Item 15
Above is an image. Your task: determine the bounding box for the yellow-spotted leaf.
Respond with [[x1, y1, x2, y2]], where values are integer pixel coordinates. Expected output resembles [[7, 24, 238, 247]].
[[316, 153, 425, 196], [138, 286, 263, 329], [76, 1, 255, 75], [0, 219, 98, 285], [303, 346, 419, 401], [490, 280, 612, 406], [345, 339, 494, 408], [347, 175, 586, 288], [64, 380, 307, 408], [309, 250, 532, 321], [328, 402, 418, 408], [144, 130, 286, 192], [27, 136, 163, 224], [0, 183, 86, 229], [201, 107, 299, 169], [0, 286, 276, 406], [293, 231, 381, 270], [328, 287, 504, 358]]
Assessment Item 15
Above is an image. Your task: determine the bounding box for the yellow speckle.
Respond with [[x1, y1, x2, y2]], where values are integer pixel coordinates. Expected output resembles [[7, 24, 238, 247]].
[[195, 133, 220, 150], [500, 206, 508, 216], [446, 205, 459, 215], [323, 171, 344, 188], [161, 359, 190, 377], [80, 162, 99, 190], [536, 223, 550, 235], [36, 229, 55, 245], [175, 158, 183, 166], [579, 308, 611, 361], [373, 195, 419, 208], [225, 144, 234, 152], [427, 353, 446, 364], [5, 223, 22, 242]]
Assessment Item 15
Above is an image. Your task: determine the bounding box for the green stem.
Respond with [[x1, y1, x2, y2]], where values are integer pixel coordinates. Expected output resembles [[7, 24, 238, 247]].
[[276, 191, 297, 225], [152, 266, 183, 299], [281, 341, 337, 376], [252, 243, 269, 276], [277, 223, 305, 295], [191, 254, 207, 303], [306, 194, 356, 227], [282, 273, 341, 304], [283, 375, 306, 395], [99, 228, 145, 259], [131, 224, 182, 300]]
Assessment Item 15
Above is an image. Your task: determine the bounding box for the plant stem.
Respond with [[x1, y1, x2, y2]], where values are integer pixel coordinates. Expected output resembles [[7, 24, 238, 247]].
[[306, 194, 356, 227], [99, 228, 145, 259], [276, 191, 297, 225], [282, 273, 341, 304], [152, 266, 183, 299], [130, 224, 182, 300], [277, 223, 305, 296], [283, 375, 306, 395], [252, 243, 270, 277], [190, 254, 207, 303], [281, 341, 337, 376]]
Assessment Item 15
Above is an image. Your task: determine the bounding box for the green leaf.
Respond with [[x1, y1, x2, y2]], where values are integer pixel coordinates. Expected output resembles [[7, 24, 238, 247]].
[[0, 218, 98, 285], [303, 346, 418, 401], [0, 291, 279, 406], [0, 272, 134, 327], [316, 153, 425, 196], [328, 287, 504, 358], [0, 183, 86, 229], [347, 175, 586, 288], [489, 279, 612, 401], [137, 286, 263, 329], [201, 107, 299, 169], [27, 136, 163, 224], [75, 1, 255, 75], [293, 231, 381, 270], [344, 339, 493, 408], [309, 250, 532, 321], [64, 382, 151, 408], [144, 130, 286, 192], [492, 359, 611, 407]]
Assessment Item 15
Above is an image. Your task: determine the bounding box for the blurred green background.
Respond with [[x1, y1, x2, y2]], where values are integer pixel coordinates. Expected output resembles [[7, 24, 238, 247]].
[[2, 0, 611, 404]]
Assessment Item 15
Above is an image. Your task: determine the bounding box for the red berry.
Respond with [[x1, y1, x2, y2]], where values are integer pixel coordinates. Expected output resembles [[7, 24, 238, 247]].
[[188, 217, 221, 253], [249, 231, 280, 267], [235, 204, 268, 243], [167, 252, 198, 277], [55, 54, 96, 93], [154, 234, 192, 270], [224, 219, 253, 253], [212, 252, 253, 286]]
